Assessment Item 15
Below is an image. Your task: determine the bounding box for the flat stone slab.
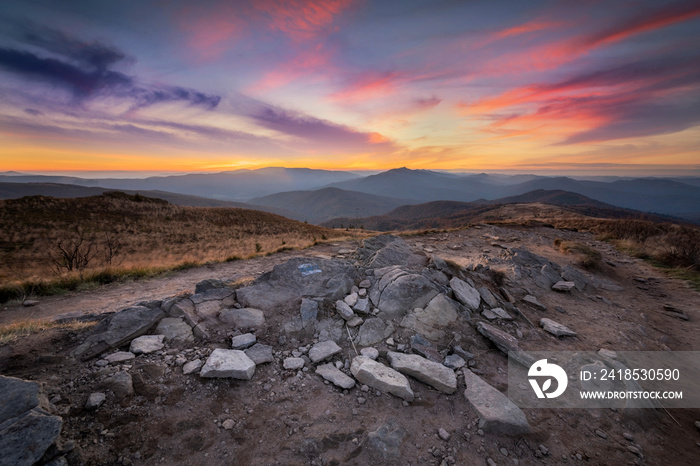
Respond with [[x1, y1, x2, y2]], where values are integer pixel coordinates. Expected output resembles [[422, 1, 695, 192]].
[[155, 317, 194, 342], [231, 333, 257, 349], [104, 351, 135, 365], [476, 322, 534, 367], [0, 375, 41, 425], [540, 318, 577, 337], [130, 334, 165, 354], [0, 409, 63, 466], [523, 295, 546, 310], [316, 363, 356, 389], [355, 318, 394, 347], [182, 359, 203, 375], [552, 281, 576, 292], [219, 308, 266, 328], [450, 277, 481, 310], [245, 343, 274, 365], [387, 351, 456, 394], [283, 357, 305, 370], [482, 308, 513, 320], [309, 340, 342, 363], [350, 356, 414, 401], [463, 369, 530, 436], [200, 349, 256, 380]]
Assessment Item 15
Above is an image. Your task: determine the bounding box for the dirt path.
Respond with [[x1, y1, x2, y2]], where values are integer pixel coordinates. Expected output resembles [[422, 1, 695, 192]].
[[0, 240, 361, 325]]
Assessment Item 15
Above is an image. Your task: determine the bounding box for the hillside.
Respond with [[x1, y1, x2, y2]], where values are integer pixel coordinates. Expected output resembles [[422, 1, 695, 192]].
[[249, 187, 420, 223], [0, 192, 344, 284]]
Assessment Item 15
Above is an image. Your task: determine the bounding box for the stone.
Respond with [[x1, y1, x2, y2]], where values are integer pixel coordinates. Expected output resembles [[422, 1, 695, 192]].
[[72, 305, 164, 360], [231, 333, 256, 349], [316, 363, 356, 389], [22, 299, 40, 307], [200, 349, 256, 380], [129, 334, 165, 355], [499, 287, 515, 303], [358, 288, 367, 297], [443, 354, 466, 369], [283, 357, 305, 370], [552, 281, 576, 292], [309, 340, 342, 363], [344, 292, 359, 307], [85, 392, 106, 409], [364, 236, 413, 269], [561, 265, 588, 291], [335, 300, 355, 320], [189, 287, 235, 304], [410, 334, 442, 362], [102, 371, 133, 399], [400, 294, 459, 340], [355, 318, 394, 347], [222, 419, 235, 430], [540, 318, 577, 337], [463, 369, 530, 436], [360, 347, 379, 360], [522, 295, 546, 311], [182, 359, 203, 375], [367, 418, 406, 460], [104, 351, 135, 365], [449, 277, 481, 310], [0, 409, 62, 466], [476, 322, 534, 367], [453, 345, 474, 361], [244, 344, 274, 365], [195, 278, 228, 294], [0, 375, 42, 425], [438, 428, 451, 441], [387, 351, 457, 394], [376, 273, 438, 320], [219, 308, 266, 328], [353, 298, 370, 314], [359, 279, 371, 289], [478, 287, 499, 308], [299, 298, 319, 328], [347, 315, 364, 327], [155, 317, 194, 342], [350, 356, 414, 401], [538, 264, 562, 289], [168, 299, 199, 327], [482, 308, 513, 320]]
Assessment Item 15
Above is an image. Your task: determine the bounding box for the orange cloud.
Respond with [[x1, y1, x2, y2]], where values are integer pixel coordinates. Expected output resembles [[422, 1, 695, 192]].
[[329, 71, 401, 103], [250, 43, 333, 91], [253, 0, 355, 42]]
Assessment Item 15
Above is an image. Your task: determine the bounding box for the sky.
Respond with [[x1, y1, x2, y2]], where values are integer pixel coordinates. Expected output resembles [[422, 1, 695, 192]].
[[0, 0, 699, 176]]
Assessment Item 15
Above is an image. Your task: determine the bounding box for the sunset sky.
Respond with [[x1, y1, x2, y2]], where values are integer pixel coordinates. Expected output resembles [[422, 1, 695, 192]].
[[1, 0, 699, 175]]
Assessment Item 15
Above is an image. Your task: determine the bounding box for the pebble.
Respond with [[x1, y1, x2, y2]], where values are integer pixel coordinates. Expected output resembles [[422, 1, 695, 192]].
[[222, 419, 234, 430], [357, 397, 366, 405], [627, 446, 642, 456], [500, 447, 508, 456], [438, 428, 450, 441], [595, 429, 607, 439], [486, 458, 497, 466], [538, 444, 549, 456], [622, 432, 634, 441]]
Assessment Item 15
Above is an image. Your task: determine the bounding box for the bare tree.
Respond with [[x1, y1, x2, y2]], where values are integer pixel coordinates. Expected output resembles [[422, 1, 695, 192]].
[[103, 232, 122, 266], [50, 228, 97, 276]]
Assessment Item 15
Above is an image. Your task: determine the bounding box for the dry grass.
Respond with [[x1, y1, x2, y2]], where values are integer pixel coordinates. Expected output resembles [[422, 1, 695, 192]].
[[0, 319, 96, 346], [0, 192, 361, 302], [554, 238, 603, 270]]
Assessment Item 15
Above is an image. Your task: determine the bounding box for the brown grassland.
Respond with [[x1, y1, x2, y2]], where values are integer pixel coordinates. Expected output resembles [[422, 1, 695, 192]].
[[0, 192, 364, 302]]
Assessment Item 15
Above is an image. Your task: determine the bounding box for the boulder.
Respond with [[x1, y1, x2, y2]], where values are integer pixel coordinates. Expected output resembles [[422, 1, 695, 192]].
[[387, 351, 456, 394], [231, 333, 256, 349], [155, 317, 194, 342], [244, 343, 274, 365], [309, 340, 342, 363], [316, 363, 356, 389], [0, 375, 42, 425], [355, 318, 394, 347], [399, 294, 458, 340], [350, 356, 414, 401], [72, 305, 164, 360], [355, 235, 412, 268], [376, 274, 438, 319], [200, 349, 256, 380], [540, 318, 577, 337], [450, 277, 481, 310], [463, 369, 530, 436], [299, 298, 319, 328], [561, 265, 589, 291], [219, 308, 266, 328], [129, 334, 165, 354], [195, 278, 229, 294]]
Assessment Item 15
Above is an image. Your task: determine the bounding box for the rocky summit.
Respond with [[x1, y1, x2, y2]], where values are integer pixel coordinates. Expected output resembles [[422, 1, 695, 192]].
[[1, 226, 697, 465]]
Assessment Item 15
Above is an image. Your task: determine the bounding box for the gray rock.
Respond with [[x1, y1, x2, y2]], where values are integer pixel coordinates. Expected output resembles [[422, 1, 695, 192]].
[[355, 318, 394, 347], [538, 264, 563, 289], [190, 287, 235, 304], [561, 265, 588, 291], [399, 294, 458, 340], [367, 419, 406, 460], [104, 351, 135, 365], [499, 287, 515, 303], [299, 298, 319, 328], [552, 281, 576, 292], [0, 409, 62, 466], [350, 356, 414, 401], [476, 322, 533, 367], [245, 344, 274, 365], [347, 315, 364, 327], [443, 354, 466, 369], [0, 375, 41, 425], [85, 392, 106, 409], [309, 340, 342, 363], [522, 295, 546, 310], [231, 333, 257, 349], [410, 334, 441, 362], [72, 305, 164, 360], [376, 273, 438, 320], [22, 299, 39, 307], [129, 334, 165, 354], [360, 236, 413, 269], [463, 369, 530, 436], [450, 277, 481, 310], [438, 428, 451, 441], [482, 308, 513, 320], [219, 308, 266, 328], [344, 292, 359, 307], [155, 317, 194, 342], [283, 357, 305, 370], [168, 298, 199, 327], [453, 345, 474, 361], [101, 371, 133, 399], [359, 279, 371, 289], [387, 351, 457, 394], [353, 298, 370, 314], [360, 347, 379, 360], [195, 278, 228, 294], [540, 318, 577, 337], [478, 287, 499, 308], [335, 300, 355, 320], [200, 349, 256, 380], [182, 359, 203, 375], [316, 363, 356, 389]]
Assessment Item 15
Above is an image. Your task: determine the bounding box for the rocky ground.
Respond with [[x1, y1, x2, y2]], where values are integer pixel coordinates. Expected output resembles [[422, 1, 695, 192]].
[[1, 224, 699, 466]]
